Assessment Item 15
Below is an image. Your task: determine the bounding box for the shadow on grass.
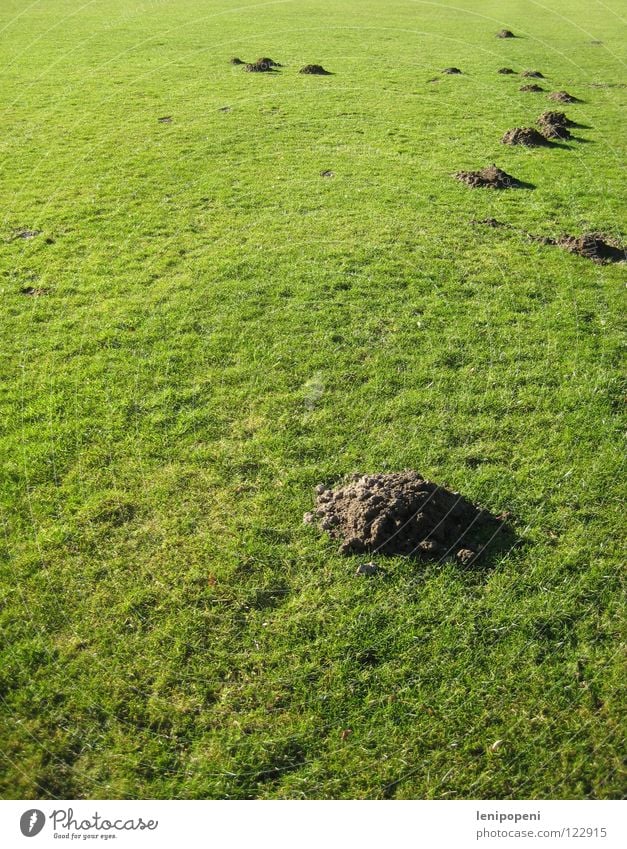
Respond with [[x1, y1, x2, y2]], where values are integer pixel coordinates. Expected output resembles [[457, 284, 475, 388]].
[[354, 517, 522, 585], [510, 177, 536, 189]]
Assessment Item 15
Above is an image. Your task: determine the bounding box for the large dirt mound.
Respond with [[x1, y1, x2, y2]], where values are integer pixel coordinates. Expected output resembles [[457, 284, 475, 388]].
[[304, 471, 505, 563], [502, 126, 551, 146], [557, 233, 625, 263], [300, 64, 331, 75], [454, 165, 523, 188], [548, 91, 580, 102]]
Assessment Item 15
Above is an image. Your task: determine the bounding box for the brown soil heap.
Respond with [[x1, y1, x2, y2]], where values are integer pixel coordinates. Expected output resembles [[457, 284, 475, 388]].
[[442, 67, 462, 74], [556, 233, 625, 263], [520, 83, 544, 92], [304, 471, 503, 562], [496, 29, 515, 38], [522, 70, 544, 78], [548, 91, 580, 102], [230, 57, 244, 65], [454, 165, 523, 188], [502, 126, 551, 146], [498, 68, 516, 74], [256, 56, 281, 67], [300, 64, 331, 75]]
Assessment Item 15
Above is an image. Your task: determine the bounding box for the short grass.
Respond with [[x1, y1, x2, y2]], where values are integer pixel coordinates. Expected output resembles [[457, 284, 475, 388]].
[[1, 0, 625, 799]]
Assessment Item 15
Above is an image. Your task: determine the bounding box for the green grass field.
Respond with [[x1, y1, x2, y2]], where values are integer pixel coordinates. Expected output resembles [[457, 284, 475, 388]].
[[1, 0, 625, 799]]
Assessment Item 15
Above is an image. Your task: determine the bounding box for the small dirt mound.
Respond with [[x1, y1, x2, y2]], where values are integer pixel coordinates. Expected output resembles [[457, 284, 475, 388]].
[[502, 127, 551, 146], [442, 67, 462, 74], [454, 165, 523, 188], [157, 115, 172, 123], [557, 233, 625, 263], [498, 68, 516, 74], [245, 61, 275, 72], [230, 57, 244, 65], [299, 64, 331, 75], [496, 29, 515, 38], [548, 90, 580, 103], [256, 57, 281, 67], [522, 70, 544, 78], [520, 83, 544, 92], [305, 471, 504, 562]]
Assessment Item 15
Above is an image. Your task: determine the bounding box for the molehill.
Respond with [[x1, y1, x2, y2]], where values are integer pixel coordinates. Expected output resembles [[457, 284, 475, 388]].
[[304, 471, 507, 564], [502, 127, 552, 146], [454, 165, 524, 188]]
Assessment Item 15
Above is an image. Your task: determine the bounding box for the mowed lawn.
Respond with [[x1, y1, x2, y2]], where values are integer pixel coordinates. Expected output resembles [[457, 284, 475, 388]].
[[1, 0, 625, 799]]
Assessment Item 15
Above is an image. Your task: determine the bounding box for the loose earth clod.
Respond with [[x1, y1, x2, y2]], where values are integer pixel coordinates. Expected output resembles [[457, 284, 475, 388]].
[[229, 57, 244, 65], [454, 165, 524, 188], [442, 67, 462, 74], [299, 64, 331, 75], [306, 471, 505, 562], [496, 29, 515, 38], [522, 70, 544, 78], [519, 83, 544, 92], [498, 68, 516, 74]]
